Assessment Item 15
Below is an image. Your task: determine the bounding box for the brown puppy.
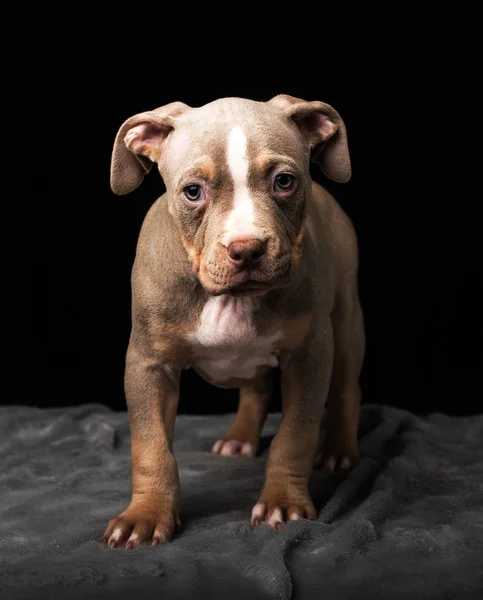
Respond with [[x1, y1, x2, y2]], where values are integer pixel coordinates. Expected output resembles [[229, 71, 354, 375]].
[[103, 95, 364, 549]]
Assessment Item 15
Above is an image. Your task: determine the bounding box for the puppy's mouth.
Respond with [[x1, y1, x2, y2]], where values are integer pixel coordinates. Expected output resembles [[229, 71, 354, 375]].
[[201, 255, 292, 297], [225, 267, 292, 297], [229, 280, 273, 297]]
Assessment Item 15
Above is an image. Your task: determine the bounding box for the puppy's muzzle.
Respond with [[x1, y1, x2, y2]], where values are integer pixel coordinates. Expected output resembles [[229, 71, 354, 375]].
[[202, 235, 291, 296]]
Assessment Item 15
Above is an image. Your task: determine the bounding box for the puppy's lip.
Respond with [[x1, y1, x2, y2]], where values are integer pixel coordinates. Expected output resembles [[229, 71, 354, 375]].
[[229, 280, 273, 297]]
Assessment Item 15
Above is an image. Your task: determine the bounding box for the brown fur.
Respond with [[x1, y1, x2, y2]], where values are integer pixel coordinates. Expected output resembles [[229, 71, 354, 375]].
[[104, 95, 365, 548]]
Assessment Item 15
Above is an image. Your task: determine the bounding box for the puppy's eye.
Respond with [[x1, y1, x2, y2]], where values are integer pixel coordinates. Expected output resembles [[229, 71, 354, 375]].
[[274, 173, 295, 192], [183, 184, 204, 202]]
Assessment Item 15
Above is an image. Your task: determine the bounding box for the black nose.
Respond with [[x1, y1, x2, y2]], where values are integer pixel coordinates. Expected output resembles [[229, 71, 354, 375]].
[[227, 239, 266, 268]]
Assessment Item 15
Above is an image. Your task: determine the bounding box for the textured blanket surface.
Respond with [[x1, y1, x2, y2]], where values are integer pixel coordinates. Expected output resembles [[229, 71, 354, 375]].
[[0, 403, 482, 599]]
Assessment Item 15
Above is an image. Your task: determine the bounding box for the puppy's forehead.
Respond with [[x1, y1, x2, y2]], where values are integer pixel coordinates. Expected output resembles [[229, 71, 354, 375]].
[[164, 98, 304, 175]]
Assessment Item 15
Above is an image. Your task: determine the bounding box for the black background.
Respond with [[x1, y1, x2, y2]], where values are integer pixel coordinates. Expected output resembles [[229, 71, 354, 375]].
[[9, 21, 481, 416]]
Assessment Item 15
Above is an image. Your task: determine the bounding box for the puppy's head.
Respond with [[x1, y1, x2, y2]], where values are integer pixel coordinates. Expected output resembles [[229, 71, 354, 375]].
[[111, 95, 350, 296]]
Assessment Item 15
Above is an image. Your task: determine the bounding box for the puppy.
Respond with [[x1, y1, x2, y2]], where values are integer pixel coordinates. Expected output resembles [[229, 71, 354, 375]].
[[103, 95, 364, 549]]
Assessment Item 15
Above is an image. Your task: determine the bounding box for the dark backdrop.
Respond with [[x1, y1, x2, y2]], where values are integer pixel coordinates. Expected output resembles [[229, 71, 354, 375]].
[[8, 24, 480, 416]]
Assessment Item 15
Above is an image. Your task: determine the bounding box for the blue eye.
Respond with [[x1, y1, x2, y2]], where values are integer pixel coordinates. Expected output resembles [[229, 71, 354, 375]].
[[184, 185, 204, 202], [274, 173, 295, 192]]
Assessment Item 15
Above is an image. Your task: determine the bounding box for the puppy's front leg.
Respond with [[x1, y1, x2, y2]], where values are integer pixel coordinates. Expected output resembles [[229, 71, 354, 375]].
[[104, 340, 181, 549], [252, 327, 333, 529]]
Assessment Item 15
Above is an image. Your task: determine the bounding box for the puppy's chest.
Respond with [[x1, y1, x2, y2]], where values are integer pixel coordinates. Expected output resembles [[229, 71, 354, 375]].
[[188, 296, 281, 384]]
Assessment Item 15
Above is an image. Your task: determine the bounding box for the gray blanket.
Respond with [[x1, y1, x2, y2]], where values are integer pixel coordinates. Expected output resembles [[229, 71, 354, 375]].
[[0, 404, 482, 600]]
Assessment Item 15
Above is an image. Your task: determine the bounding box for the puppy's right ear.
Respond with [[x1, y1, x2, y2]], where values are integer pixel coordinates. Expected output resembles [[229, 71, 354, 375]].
[[110, 102, 190, 195]]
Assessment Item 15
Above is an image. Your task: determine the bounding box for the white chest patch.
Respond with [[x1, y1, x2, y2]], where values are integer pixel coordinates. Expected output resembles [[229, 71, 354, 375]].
[[189, 295, 280, 383]]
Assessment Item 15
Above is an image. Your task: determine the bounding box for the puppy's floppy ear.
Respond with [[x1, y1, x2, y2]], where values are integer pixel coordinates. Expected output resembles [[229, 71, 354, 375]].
[[110, 102, 191, 195], [268, 94, 351, 183]]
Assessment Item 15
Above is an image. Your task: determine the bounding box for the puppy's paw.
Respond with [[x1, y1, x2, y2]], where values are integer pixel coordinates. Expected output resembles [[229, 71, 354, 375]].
[[103, 501, 181, 549], [251, 489, 317, 529], [211, 438, 257, 457], [314, 436, 359, 471]]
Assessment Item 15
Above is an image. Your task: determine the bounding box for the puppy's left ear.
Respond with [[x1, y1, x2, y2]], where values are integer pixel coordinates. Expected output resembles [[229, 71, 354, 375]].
[[268, 94, 351, 183]]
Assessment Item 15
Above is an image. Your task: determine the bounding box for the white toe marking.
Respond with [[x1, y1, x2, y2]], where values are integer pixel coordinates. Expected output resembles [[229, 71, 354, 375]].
[[251, 503, 266, 520], [212, 440, 223, 453], [325, 456, 336, 471], [220, 440, 240, 456], [111, 528, 124, 541], [340, 456, 352, 469], [268, 508, 283, 528], [221, 126, 260, 246], [240, 442, 255, 457]]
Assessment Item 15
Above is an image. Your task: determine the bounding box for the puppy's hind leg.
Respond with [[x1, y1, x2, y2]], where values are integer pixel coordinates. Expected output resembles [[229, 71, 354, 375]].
[[212, 372, 272, 458], [315, 291, 365, 471]]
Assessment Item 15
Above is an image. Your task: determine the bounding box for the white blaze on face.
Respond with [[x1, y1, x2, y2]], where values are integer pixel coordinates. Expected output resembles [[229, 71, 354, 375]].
[[221, 126, 259, 246]]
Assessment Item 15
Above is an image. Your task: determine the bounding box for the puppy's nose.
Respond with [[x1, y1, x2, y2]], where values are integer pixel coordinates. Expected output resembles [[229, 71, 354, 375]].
[[227, 239, 266, 268]]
